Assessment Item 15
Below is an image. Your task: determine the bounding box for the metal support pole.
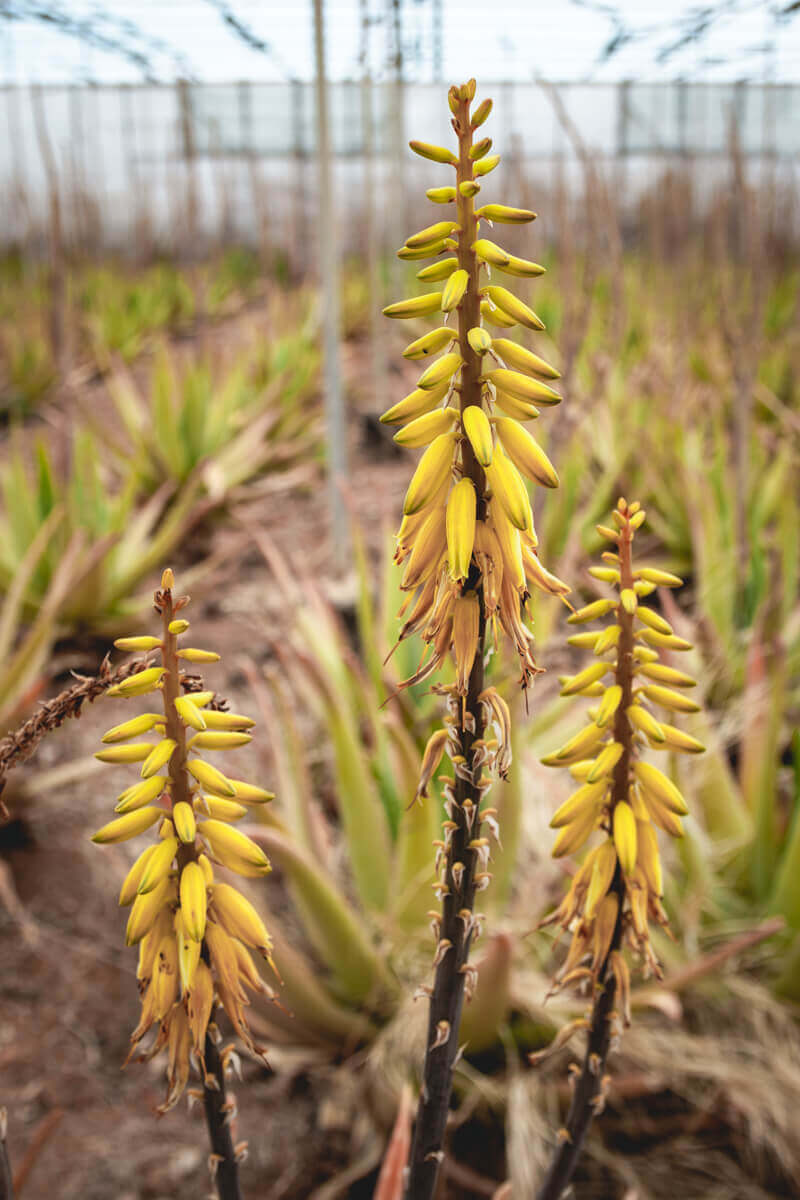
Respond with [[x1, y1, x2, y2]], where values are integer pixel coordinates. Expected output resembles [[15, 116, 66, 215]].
[[432, 0, 443, 81], [388, 0, 405, 298], [360, 1, 386, 411], [313, 0, 349, 565]]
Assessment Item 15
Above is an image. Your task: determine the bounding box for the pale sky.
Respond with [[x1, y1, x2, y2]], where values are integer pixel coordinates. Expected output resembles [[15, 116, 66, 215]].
[[2, 0, 799, 85]]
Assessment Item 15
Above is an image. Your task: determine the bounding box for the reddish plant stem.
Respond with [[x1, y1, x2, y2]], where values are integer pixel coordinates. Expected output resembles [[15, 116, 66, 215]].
[[536, 519, 634, 1200], [406, 88, 487, 1200]]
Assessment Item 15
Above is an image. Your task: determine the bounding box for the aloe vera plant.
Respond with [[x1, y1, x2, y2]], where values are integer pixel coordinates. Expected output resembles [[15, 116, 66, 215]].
[[81, 263, 196, 366], [0, 431, 205, 634], [0, 328, 56, 417], [105, 335, 319, 499]]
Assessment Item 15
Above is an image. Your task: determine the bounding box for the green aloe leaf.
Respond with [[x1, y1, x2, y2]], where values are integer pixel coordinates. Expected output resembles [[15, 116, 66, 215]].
[[253, 827, 395, 1008]]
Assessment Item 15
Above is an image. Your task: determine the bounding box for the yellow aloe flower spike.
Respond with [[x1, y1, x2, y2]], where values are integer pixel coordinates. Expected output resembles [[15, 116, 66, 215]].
[[91, 568, 276, 1117], [538, 499, 705, 1191], [391, 80, 566, 1198]]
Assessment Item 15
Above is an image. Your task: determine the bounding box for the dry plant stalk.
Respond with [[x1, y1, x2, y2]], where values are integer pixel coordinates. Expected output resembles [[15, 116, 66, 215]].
[[535, 499, 704, 1199], [91, 569, 279, 1199], [0, 655, 153, 813], [382, 78, 568, 1200]]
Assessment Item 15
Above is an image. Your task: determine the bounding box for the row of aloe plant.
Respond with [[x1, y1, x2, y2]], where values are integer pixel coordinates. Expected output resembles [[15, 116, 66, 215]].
[[0, 322, 320, 729], [0, 251, 263, 385]]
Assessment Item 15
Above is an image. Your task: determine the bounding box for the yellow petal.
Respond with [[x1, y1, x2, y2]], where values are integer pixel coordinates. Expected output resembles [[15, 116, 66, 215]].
[[115, 775, 168, 813], [446, 478, 477, 583], [140, 738, 177, 779], [173, 801, 197, 844], [560, 661, 608, 697], [380, 380, 451, 425], [174, 695, 207, 731], [633, 761, 689, 815], [491, 338, 559, 380], [613, 802, 637, 875], [188, 731, 253, 751], [187, 759, 236, 797], [403, 327, 454, 359], [92, 806, 163, 844], [462, 405, 494, 467], [198, 819, 271, 877], [105, 667, 165, 697], [467, 327, 492, 355], [405, 220, 459, 247], [482, 288, 545, 332], [408, 141, 458, 165], [393, 407, 457, 449], [494, 417, 558, 487], [383, 292, 444, 319], [177, 649, 220, 663], [483, 367, 560, 405], [101, 713, 161, 743], [95, 743, 156, 764], [403, 432, 457, 515], [138, 836, 179, 895], [441, 269, 469, 313], [180, 861, 208, 942], [485, 443, 532, 531], [113, 636, 162, 652], [477, 203, 536, 223], [211, 882, 272, 957]]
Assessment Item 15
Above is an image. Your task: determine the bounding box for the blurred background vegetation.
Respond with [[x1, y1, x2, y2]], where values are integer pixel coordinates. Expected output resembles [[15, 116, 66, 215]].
[[0, 2, 799, 1198]]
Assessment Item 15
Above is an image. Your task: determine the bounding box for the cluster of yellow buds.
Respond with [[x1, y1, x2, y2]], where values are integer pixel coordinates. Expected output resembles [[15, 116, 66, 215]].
[[396, 83, 574, 1195], [383, 77, 569, 736], [541, 499, 704, 1003], [91, 569, 275, 1112]]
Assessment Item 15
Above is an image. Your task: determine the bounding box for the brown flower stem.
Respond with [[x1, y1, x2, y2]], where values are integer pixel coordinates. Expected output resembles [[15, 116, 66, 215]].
[[536, 518, 635, 1200], [406, 86, 487, 1200], [159, 586, 196, 873], [160, 585, 241, 1200], [203, 1030, 243, 1200]]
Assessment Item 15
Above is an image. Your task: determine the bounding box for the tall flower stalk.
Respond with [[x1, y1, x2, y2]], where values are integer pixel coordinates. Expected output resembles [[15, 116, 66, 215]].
[[382, 79, 568, 1200], [536, 499, 704, 1200], [91, 569, 277, 1199]]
